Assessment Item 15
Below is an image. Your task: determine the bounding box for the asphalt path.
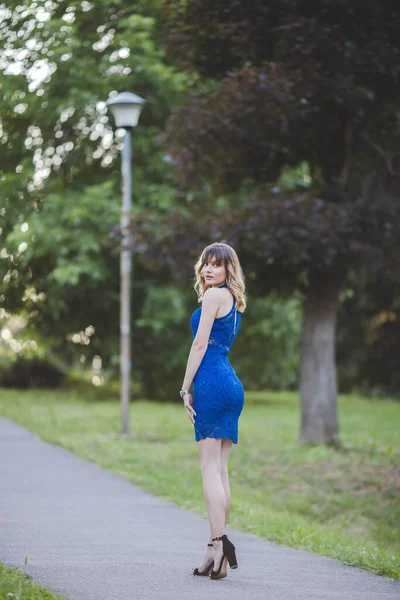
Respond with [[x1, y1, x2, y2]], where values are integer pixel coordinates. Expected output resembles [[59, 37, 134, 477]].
[[0, 417, 399, 600]]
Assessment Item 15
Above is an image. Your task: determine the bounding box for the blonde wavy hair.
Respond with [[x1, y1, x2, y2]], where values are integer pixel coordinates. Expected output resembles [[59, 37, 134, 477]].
[[193, 242, 247, 312]]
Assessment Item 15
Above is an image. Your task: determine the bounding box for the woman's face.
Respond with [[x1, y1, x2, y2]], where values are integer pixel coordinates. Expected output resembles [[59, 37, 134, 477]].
[[201, 255, 227, 287]]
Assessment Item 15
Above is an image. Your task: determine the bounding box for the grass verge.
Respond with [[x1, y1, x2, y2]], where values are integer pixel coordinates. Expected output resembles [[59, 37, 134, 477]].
[[0, 563, 64, 600], [0, 387, 399, 579]]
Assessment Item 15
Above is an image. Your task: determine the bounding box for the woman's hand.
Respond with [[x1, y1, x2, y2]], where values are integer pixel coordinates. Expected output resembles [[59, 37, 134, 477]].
[[183, 393, 196, 425]]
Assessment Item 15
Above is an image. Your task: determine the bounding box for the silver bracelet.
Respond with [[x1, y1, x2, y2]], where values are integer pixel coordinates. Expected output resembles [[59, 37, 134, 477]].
[[179, 389, 191, 399]]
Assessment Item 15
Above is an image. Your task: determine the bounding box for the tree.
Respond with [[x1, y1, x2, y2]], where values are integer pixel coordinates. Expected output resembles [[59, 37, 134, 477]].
[[152, 0, 400, 442], [0, 1, 182, 379]]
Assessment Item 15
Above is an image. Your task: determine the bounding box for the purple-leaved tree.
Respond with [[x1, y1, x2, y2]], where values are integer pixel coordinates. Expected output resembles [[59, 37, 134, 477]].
[[132, 0, 400, 443]]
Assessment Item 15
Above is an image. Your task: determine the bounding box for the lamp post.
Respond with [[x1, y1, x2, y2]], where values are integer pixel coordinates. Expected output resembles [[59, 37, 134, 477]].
[[107, 92, 146, 435]]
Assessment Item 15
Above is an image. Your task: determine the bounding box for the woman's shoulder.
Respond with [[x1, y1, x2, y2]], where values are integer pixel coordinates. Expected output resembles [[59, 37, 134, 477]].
[[202, 286, 229, 305], [203, 286, 225, 297]]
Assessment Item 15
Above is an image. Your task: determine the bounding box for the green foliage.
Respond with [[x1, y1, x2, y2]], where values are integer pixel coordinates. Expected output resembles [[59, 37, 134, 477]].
[[0, 0, 183, 380], [133, 284, 189, 399], [133, 287, 302, 399], [0, 563, 64, 600], [337, 262, 400, 396], [237, 294, 301, 390], [3, 182, 120, 352], [1, 0, 399, 399], [0, 0, 182, 272]]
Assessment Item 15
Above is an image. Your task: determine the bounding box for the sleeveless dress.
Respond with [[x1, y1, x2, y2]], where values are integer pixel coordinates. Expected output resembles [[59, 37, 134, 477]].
[[190, 285, 244, 444]]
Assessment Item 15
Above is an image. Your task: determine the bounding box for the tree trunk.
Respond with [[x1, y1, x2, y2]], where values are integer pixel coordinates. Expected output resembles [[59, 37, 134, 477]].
[[300, 272, 343, 445]]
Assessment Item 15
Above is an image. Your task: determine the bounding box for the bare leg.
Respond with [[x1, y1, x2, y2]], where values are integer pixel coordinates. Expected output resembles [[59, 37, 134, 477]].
[[221, 438, 233, 526], [204, 439, 232, 534], [198, 438, 226, 570]]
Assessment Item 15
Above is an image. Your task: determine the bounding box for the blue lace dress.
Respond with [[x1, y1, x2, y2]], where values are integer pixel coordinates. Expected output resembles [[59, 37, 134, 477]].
[[190, 286, 244, 443]]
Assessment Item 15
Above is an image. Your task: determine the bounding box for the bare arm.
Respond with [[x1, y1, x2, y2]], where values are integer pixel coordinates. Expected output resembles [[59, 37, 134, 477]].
[[181, 288, 222, 391]]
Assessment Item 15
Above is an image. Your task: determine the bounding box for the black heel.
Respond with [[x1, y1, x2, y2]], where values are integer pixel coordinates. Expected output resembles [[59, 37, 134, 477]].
[[193, 544, 214, 576], [209, 535, 238, 580]]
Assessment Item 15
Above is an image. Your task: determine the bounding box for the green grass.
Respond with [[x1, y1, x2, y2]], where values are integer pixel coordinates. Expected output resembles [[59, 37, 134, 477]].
[[0, 563, 64, 600], [0, 387, 399, 579]]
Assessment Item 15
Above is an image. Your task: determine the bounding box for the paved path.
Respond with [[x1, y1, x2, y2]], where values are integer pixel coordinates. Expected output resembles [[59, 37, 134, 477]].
[[0, 417, 398, 600]]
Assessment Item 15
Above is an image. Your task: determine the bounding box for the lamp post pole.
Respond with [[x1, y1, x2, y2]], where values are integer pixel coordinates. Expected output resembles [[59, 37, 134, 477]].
[[106, 91, 146, 436], [120, 127, 132, 435]]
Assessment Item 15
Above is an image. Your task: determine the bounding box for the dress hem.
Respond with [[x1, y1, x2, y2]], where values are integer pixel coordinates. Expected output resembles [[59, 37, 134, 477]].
[[195, 434, 238, 444]]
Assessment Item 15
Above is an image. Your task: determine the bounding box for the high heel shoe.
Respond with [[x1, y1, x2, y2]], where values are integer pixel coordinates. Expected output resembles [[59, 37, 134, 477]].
[[209, 534, 238, 580], [193, 543, 214, 576]]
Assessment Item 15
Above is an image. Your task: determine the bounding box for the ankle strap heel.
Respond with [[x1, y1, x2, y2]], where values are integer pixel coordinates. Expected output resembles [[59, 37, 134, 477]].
[[192, 543, 214, 576], [211, 534, 238, 570]]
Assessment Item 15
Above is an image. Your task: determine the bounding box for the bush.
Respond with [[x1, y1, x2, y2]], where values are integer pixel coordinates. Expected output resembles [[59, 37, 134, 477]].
[[0, 356, 65, 389]]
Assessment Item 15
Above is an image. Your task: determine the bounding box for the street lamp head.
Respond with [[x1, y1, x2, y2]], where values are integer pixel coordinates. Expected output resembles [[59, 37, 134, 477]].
[[107, 91, 146, 129]]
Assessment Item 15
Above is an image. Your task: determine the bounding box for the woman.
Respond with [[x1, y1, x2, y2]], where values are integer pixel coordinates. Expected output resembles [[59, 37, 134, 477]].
[[180, 242, 247, 580]]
